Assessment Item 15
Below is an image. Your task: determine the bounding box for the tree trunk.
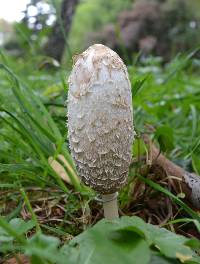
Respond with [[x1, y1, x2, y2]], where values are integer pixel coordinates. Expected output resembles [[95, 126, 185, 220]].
[[44, 0, 79, 62]]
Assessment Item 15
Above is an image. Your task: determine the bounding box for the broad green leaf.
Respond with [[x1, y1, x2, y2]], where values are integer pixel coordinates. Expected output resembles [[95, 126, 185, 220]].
[[63, 217, 150, 264], [150, 252, 179, 264], [9, 218, 35, 235], [25, 234, 66, 264], [147, 225, 193, 260]]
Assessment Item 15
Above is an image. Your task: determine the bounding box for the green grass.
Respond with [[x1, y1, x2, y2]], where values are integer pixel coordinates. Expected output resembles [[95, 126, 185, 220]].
[[0, 49, 200, 263]]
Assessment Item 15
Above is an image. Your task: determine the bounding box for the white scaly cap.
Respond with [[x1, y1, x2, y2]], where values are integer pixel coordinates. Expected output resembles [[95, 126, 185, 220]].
[[67, 44, 135, 194]]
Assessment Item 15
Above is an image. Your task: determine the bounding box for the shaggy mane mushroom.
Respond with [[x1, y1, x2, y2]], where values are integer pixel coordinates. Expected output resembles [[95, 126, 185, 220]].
[[67, 44, 135, 219]]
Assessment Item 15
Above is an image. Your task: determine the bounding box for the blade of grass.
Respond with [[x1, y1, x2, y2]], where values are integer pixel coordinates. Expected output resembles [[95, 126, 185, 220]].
[[163, 218, 200, 232], [0, 64, 62, 140], [163, 47, 200, 83], [0, 63, 75, 169], [137, 175, 200, 222], [20, 188, 41, 234]]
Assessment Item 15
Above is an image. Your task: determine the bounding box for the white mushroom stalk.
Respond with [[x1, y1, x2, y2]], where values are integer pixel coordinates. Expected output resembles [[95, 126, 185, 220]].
[[67, 44, 135, 219]]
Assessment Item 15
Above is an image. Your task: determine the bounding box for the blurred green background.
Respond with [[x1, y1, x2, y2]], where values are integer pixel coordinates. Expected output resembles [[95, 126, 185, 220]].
[[1, 0, 200, 64]]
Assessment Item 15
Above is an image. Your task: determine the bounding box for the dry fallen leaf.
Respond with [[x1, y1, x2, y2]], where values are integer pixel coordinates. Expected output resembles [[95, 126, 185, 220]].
[[48, 156, 71, 184], [48, 155, 79, 185]]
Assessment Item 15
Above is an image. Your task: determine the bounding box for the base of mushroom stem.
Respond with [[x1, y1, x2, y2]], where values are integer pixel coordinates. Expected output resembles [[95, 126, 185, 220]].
[[102, 192, 119, 220]]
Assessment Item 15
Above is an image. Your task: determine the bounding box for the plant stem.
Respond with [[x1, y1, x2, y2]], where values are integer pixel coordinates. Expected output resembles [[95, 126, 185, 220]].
[[102, 192, 119, 220]]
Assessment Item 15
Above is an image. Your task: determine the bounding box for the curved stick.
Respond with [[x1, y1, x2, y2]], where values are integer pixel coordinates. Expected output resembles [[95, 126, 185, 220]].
[[143, 135, 200, 209]]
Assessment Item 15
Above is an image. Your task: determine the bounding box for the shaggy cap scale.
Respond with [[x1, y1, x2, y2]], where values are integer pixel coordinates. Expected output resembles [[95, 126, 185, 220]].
[[67, 44, 135, 194]]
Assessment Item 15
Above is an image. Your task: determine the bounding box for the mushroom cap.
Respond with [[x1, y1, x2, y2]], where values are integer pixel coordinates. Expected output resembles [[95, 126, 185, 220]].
[[67, 44, 135, 194]]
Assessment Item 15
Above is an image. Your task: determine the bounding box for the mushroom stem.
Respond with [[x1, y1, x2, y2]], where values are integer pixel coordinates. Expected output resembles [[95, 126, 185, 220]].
[[102, 192, 119, 220]]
